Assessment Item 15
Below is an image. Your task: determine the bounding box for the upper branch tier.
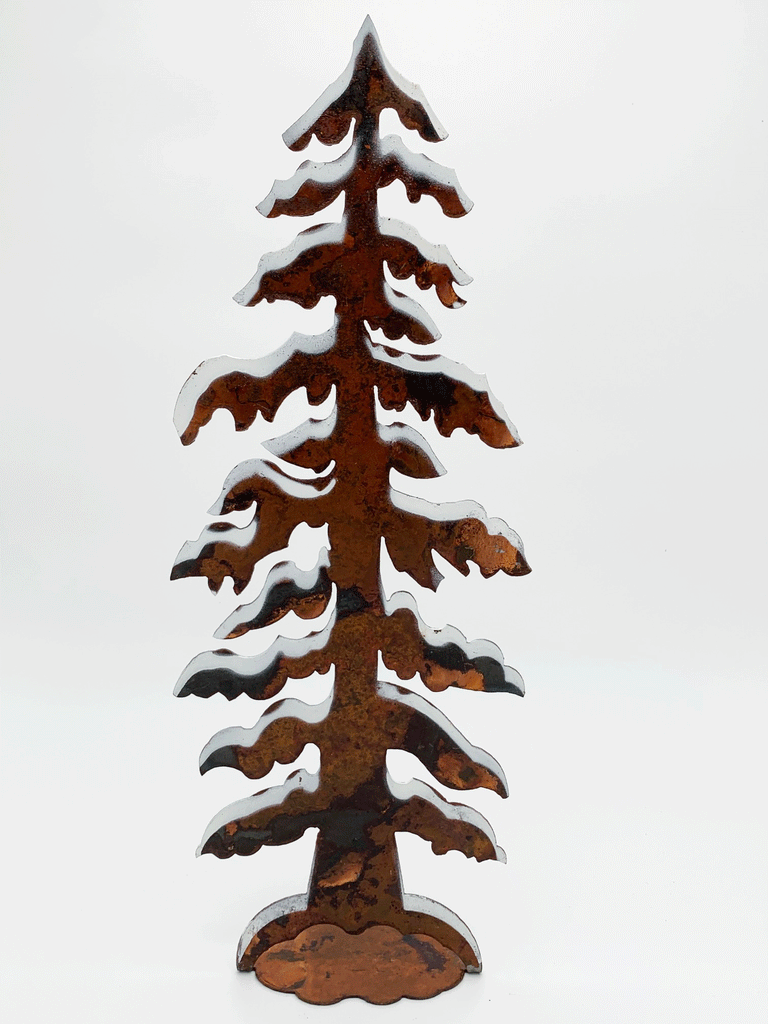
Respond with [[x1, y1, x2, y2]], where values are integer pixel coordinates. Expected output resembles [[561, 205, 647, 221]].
[[232, 216, 468, 345], [258, 136, 472, 220]]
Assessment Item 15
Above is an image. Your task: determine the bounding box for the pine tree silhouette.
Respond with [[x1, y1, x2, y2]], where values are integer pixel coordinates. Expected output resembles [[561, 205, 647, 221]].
[[172, 18, 530, 1003]]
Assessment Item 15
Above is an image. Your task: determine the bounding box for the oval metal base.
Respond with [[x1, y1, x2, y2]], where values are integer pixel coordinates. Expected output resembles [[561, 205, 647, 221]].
[[254, 922, 466, 1004]]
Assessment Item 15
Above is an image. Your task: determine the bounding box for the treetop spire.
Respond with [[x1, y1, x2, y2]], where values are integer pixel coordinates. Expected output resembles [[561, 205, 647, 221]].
[[283, 16, 447, 151]]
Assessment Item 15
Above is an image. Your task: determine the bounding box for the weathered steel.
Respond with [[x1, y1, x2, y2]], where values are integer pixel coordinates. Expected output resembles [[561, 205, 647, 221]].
[[172, 16, 529, 1003], [254, 925, 465, 1005]]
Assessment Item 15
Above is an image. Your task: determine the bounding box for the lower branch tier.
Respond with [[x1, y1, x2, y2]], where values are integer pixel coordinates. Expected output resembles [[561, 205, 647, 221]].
[[197, 770, 505, 864]]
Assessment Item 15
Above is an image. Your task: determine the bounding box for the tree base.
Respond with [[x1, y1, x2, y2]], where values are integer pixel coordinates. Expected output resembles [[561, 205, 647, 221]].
[[254, 923, 466, 1004], [237, 891, 481, 1003]]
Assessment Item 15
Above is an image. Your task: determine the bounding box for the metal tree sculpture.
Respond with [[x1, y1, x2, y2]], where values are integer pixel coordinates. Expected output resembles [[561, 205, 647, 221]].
[[172, 18, 529, 1004]]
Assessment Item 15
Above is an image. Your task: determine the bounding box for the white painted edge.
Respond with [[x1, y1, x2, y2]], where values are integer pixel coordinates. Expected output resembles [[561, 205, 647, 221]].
[[174, 325, 337, 439], [199, 692, 334, 770], [381, 279, 441, 342], [378, 133, 473, 213], [263, 406, 338, 459], [366, 338, 520, 443], [173, 612, 338, 697], [233, 220, 347, 307], [379, 214, 472, 287], [382, 590, 525, 695], [387, 772, 506, 864], [214, 549, 331, 639], [376, 680, 508, 792], [257, 142, 358, 217], [389, 489, 525, 556], [197, 769, 321, 857], [378, 421, 446, 476], [208, 458, 335, 513], [282, 16, 446, 149], [172, 517, 258, 572]]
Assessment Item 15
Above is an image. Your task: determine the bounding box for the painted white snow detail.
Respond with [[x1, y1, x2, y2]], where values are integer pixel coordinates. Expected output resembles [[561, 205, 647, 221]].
[[282, 16, 447, 150], [214, 550, 332, 640], [381, 280, 440, 342], [386, 773, 506, 864], [379, 215, 472, 288], [197, 770, 321, 857], [199, 693, 334, 772], [174, 326, 337, 439], [390, 489, 526, 556], [383, 590, 525, 696], [257, 143, 358, 218], [378, 134, 473, 215], [208, 458, 335, 514], [172, 517, 258, 574], [233, 220, 347, 307], [263, 407, 338, 460], [378, 421, 446, 477], [367, 338, 520, 444], [376, 680, 508, 793], [174, 613, 338, 697]]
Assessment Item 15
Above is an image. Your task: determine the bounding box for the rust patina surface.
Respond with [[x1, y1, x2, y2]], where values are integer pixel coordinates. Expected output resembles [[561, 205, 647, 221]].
[[172, 17, 529, 1003]]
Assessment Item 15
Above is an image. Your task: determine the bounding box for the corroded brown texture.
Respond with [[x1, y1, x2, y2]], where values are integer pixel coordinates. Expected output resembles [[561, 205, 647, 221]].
[[172, 17, 528, 1004], [254, 925, 465, 1003]]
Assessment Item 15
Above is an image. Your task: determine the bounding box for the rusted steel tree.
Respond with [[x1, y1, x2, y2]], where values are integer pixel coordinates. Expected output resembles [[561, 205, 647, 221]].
[[172, 18, 529, 1004]]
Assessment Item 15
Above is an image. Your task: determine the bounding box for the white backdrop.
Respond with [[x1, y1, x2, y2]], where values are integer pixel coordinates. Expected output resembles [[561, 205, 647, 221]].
[[2, 2, 766, 1021]]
